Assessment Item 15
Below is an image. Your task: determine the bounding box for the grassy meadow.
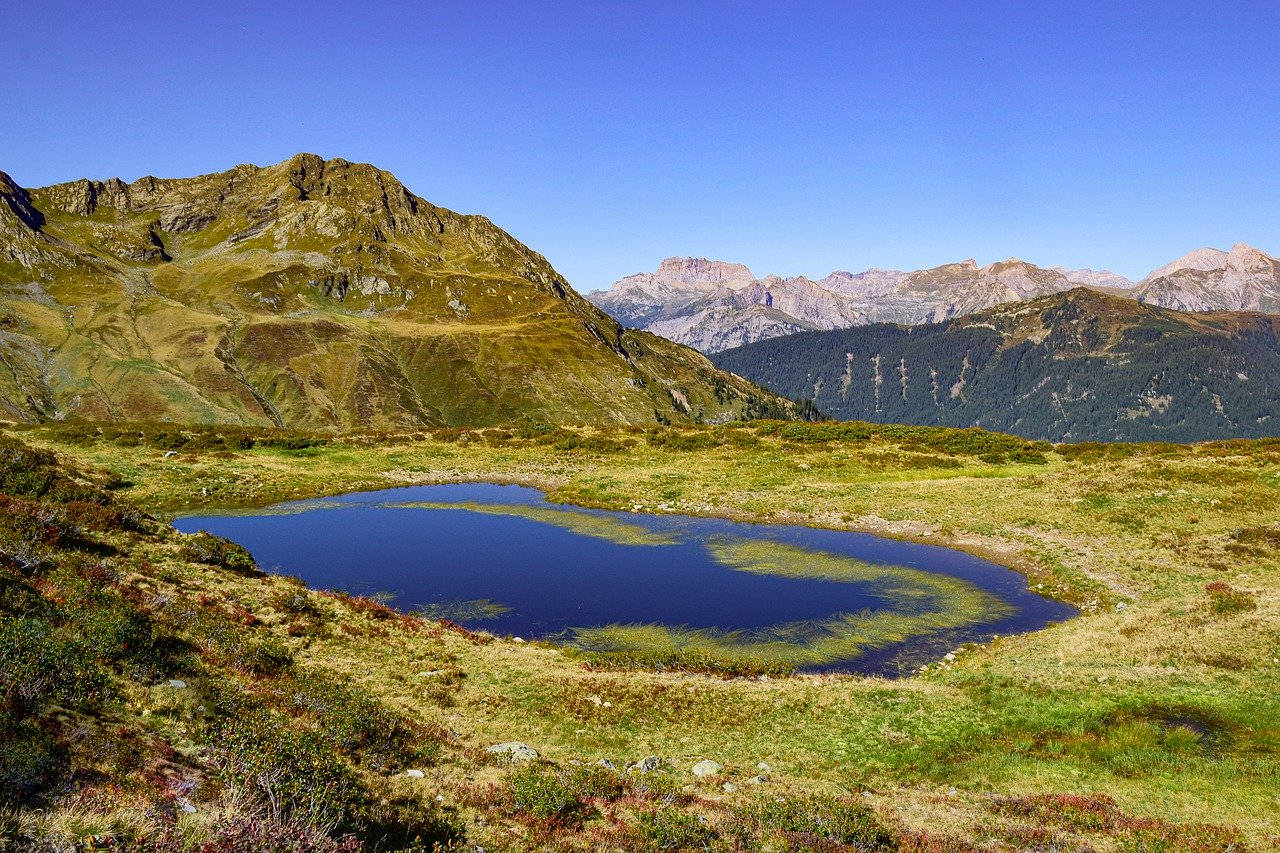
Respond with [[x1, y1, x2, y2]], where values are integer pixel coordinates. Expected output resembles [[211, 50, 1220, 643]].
[[2, 419, 1277, 851]]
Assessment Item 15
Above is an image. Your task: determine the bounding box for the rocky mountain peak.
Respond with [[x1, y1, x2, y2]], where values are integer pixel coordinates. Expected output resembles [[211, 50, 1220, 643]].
[[1226, 242, 1271, 270], [653, 257, 756, 289], [1141, 247, 1230, 282]]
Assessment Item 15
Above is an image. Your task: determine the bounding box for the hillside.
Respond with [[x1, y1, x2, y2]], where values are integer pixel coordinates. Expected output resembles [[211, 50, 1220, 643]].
[[0, 156, 791, 428], [712, 288, 1280, 442]]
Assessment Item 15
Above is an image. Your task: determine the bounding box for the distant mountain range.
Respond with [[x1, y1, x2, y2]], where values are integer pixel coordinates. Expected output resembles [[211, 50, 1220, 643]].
[[0, 155, 794, 427], [589, 244, 1280, 352], [711, 288, 1280, 443]]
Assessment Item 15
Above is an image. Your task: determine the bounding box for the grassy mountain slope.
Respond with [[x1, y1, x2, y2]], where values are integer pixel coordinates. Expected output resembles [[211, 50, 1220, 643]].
[[0, 155, 789, 428], [712, 288, 1280, 442]]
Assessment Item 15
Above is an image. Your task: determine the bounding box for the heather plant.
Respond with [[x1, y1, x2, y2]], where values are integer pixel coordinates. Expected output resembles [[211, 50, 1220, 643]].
[[737, 794, 896, 850]]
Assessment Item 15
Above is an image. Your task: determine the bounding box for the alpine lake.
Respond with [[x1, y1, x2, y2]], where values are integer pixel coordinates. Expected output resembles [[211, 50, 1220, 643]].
[[175, 483, 1075, 675]]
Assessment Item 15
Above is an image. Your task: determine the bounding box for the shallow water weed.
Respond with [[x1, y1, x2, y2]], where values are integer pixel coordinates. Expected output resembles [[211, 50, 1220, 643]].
[[568, 539, 1015, 669], [395, 501, 679, 546]]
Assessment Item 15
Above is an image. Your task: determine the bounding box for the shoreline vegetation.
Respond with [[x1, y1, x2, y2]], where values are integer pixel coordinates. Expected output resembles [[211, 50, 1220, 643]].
[[1, 419, 1277, 850]]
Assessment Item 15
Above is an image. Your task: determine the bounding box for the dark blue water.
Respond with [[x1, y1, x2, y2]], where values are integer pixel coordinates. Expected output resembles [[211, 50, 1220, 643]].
[[174, 484, 1075, 675]]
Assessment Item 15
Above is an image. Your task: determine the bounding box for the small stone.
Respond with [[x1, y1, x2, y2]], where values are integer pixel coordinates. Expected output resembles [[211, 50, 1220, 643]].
[[746, 774, 769, 785], [179, 802, 197, 814], [943, 653, 956, 662], [163, 451, 178, 458], [722, 782, 738, 793], [947, 787, 958, 796], [418, 670, 444, 678], [512, 637, 525, 643], [405, 769, 425, 779], [861, 791, 874, 799], [757, 761, 771, 772], [486, 742, 538, 762], [167, 679, 188, 689], [596, 758, 617, 771], [691, 759, 722, 778], [627, 755, 662, 774], [1116, 602, 1128, 610]]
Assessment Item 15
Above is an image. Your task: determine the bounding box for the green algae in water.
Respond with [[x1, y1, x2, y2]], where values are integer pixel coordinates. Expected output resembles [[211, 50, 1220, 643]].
[[416, 598, 514, 621], [392, 501, 679, 546], [570, 539, 1013, 669]]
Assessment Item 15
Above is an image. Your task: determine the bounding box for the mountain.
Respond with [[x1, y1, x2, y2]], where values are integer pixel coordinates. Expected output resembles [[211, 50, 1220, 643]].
[[1050, 266, 1135, 291], [711, 288, 1280, 443], [0, 155, 794, 428], [589, 257, 1091, 351], [1133, 243, 1280, 313]]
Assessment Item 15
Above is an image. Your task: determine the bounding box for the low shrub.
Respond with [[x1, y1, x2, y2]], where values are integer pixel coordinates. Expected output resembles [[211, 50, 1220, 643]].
[[164, 603, 292, 675], [0, 712, 68, 805], [505, 764, 587, 826], [741, 794, 896, 850], [990, 792, 1124, 831], [276, 670, 440, 770], [179, 532, 262, 577], [1117, 820, 1249, 852], [1203, 582, 1257, 617], [209, 706, 360, 828], [646, 429, 723, 451], [636, 806, 717, 850], [0, 617, 109, 711]]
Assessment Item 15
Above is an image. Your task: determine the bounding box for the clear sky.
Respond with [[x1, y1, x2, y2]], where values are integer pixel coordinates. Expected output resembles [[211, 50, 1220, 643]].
[[3, 1, 1278, 290]]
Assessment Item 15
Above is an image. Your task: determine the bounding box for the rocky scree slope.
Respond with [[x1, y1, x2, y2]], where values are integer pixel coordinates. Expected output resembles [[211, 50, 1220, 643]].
[[0, 155, 790, 428], [712, 288, 1280, 443]]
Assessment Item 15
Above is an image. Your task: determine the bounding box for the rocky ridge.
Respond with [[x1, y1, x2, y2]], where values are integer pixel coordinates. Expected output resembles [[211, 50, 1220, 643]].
[[592, 245, 1279, 353]]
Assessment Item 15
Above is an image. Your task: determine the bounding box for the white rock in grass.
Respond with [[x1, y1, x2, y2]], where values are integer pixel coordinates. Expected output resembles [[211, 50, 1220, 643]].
[[486, 742, 539, 762], [691, 759, 722, 778], [405, 769, 425, 779]]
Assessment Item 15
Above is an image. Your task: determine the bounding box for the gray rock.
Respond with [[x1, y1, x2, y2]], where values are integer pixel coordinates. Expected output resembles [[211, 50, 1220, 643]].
[[691, 759, 722, 778], [405, 769, 425, 779], [596, 758, 617, 771], [166, 679, 187, 689], [627, 755, 662, 774], [486, 742, 538, 762], [722, 782, 739, 793], [757, 761, 771, 772], [746, 774, 769, 785]]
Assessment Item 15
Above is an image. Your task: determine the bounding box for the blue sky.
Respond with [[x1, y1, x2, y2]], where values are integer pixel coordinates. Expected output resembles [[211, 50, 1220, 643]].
[[3, 1, 1278, 289]]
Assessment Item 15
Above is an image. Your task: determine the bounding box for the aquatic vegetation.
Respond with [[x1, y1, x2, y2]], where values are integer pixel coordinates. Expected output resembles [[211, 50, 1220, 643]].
[[571, 539, 1012, 669], [416, 597, 513, 622], [394, 501, 679, 546]]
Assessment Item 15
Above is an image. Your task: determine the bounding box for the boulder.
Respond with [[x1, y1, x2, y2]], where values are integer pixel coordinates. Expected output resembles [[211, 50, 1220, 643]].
[[691, 759, 722, 778], [486, 742, 538, 762], [627, 755, 662, 774]]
